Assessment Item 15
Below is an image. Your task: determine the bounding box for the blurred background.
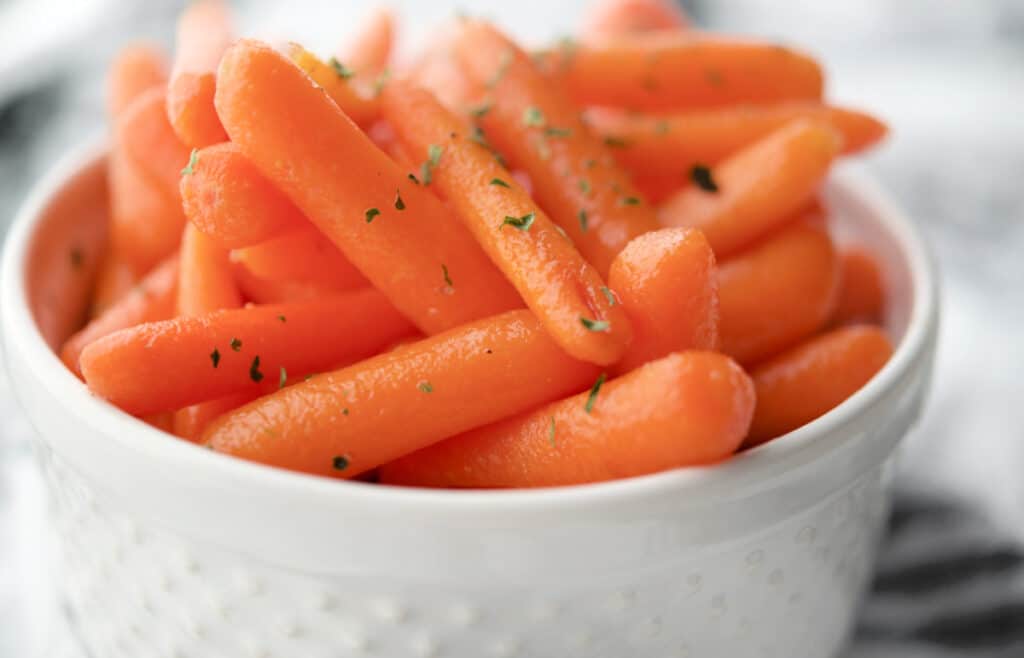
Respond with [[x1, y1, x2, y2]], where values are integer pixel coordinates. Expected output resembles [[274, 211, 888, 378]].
[[0, 1, 1021, 656]]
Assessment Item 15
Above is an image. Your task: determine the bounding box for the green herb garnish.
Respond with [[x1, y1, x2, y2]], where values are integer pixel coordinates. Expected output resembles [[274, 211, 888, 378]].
[[332, 455, 350, 471], [470, 102, 492, 118], [580, 316, 610, 332], [249, 356, 264, 383], [585, 373, 607, 414], [230, 338, 242, 351], [603, 136, 629, 149], [278, 366, 287, 389], [69, 247, 84, 269], [691, 164, 719, 193], [578, 209, 588, 232], [420, 144, 444, 185], [489, 178, 511, 188], [418, 381, 434, 393], [578, 179, 591, 195], [600, 286, 616, 306], [277, 314, 287, 323], [545, 126, 572, 138], [328, 57, 355, 79], [442, 264, 453, 288], [523, 106, 545, 127], [180, 149, 199, 176], [210, 349, 220, 368], [365, 207, 381, 223], [548, 416, 556, 447], [486, 49, 513, 88], [501, 212, 536, 231], [620, 196, 641, 206], [408, 173, 420, 185], [394, 189, 406, 210]]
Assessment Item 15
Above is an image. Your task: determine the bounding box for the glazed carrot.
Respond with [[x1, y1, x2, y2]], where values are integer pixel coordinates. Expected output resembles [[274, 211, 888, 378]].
[[659, 119, 841, 258], [405, 38, 474, 111], [832, 247, 886, 326], [177, 223, 241, 316], [202, 309, 601, 478], [173, 391, 263, 441], [582, 0, 690, 40], [381, 351, 753, 488], [215, 39, 521, 335], [537, 33, 824, 111], [91, 256, 137, 317], [230, 228, 369, 293], [287, 44, 380, 126], [382, 81, 630, 365], [590, 104, 887, 181], [180, 143, 306, 249], [340, 6, 395, 85], [231, 264, 348, 304], [451, 21, 659, 275], [117, 87, 193, 206], [166, 0, 232, 147], [80, 289, 417, 416], [144, 412, 175, 433], [746, 325, 893, 446], [718, 214, 839, 365], [608, 228, 718, 373], [61, 256, 179, 378], [107, 43, 167, 117]]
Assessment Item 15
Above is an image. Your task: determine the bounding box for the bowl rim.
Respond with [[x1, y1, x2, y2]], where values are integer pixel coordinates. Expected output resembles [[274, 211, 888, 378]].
[[1, 137, 939, 515]]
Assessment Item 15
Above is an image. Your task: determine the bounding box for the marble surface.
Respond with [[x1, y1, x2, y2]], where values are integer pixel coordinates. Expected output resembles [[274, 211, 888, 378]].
[[0, 1, 1022, 656]]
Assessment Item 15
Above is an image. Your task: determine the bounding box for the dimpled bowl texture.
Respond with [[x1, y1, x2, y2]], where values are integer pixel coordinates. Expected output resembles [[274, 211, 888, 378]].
[[1, 140, 938, 658]]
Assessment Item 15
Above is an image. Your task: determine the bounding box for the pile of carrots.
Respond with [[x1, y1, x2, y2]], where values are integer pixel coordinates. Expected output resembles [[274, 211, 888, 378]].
[[59, 0, 893, 488]]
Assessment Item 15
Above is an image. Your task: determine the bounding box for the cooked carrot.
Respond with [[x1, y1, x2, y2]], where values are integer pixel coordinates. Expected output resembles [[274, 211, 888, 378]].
[[177, 223, 242, 317], [832, 246, 886, 326], [231, 264, 348, 304], [718, 214, 839, 365], [117, 87, 194, 207], [144, 412, 175, 433], [582, 0, 690, 40], [180, 142, 306, 249], [451, 21, 659, 275], [166, 0, 232, 147], [202, 309, 601, 478], [537, 33, 824, 111], [659, 119, 841, 258], [608, 228, 718, 373], [746, 325, 893, 446], [173, 391, 263, 441], [340, 6, 394, 85], [589, 104, 887, 181], [381, 351, 753, 488], [107, 43, 168, 117], [61, 255, 179, 378], [91, 255, 137, 317], [215, 39, 521, 335], [405, 37, 474, 111], [382, 81, 630, 365], [80, 289, 417, 416], [230, 228, 369, 293], [287, 44, 380, 126]]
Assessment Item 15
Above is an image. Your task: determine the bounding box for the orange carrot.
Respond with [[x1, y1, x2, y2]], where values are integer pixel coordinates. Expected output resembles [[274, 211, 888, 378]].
[[718, 214, 839, 365], [166, 0, 232, 147], [608, 228, 718, 373], [451, 21, 659, 275], [659, 119, 841, 258], [589, 104, 887, 181], [382, 81, 630, 365], [231, 264, 350, 304], [61, 255, 179, 378], [107, 43, 168, 117], [582, 0, 690, 40], [381, 351, 753, 488], [340, 6, 395, 85], [230, 228, 369, 293], [538, 33, 823, 111], [177, 223, 242, 317], [180, 142, 306, 249], [173, 391, 263, 441], [746, 325, 893, 446], [832, 246, 886, 326], [287, 44, 380, 126], [117, 86, 193, 208], [405, 37, 474, 111], [91, 256, 137, 318], [80, 289, 417, 416], [202, 309, 601, 478], [215, 39, 521, 335], [144, 412, 175, 433]]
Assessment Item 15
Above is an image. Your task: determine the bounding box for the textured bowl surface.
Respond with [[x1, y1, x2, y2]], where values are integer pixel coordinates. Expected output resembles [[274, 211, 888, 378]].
[[1, 141, 938, 658]]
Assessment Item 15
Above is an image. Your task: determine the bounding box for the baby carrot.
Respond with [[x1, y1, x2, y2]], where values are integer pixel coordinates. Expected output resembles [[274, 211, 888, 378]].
[[61, 255, 179, 378], [107, 43, 167, 117], [230, 228, 369, 293], [202, 309, 601, 478], [582, 0, 690, 40], [215, 39, 521, 335], [590, 104, 887, 181], [172, 390, 267, 441], [608, 227, 718, 373], [179, 142, 306, 249], [746, 325, 893, 446], [117, 87, 194, 208], [381, 351, 753, 488], [91, 256, 137, 317], [537, 33, 824, 111], [451, 21, 659, 275], [832, 246, 886, 326], [80, 289, 417, 416], [231, 264, 349, 304], [382, 81, 630, 366], [718, 213, 839, 365], [339, 6, 394, 85], [659, 119, 841, 258], [287, 44, 380, 126], [404, 37, 474, 111], [166, 0, 232, 147]]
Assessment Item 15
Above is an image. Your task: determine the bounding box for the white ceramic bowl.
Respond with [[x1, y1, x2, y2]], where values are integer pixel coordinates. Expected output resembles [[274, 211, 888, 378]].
[[1, 140, 938, 658]]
